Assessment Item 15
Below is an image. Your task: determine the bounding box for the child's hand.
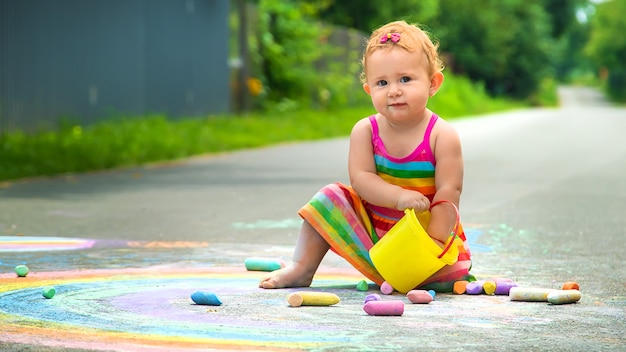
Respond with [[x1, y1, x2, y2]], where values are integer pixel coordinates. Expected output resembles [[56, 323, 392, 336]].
[[396, 190, 430, 213]]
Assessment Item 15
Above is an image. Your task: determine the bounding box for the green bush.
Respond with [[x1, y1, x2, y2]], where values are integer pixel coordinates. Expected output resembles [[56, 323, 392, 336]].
[[0, 72, 534, 182]]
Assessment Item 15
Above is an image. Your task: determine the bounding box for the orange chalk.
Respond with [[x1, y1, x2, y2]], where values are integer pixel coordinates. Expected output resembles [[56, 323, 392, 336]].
[[562, 281, 579, 291], [453, 280, 468, 294]]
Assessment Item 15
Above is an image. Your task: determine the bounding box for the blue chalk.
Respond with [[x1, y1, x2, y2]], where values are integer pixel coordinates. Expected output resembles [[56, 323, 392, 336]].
[[428, 290, 436, 299], [190, 291, 222, 306]]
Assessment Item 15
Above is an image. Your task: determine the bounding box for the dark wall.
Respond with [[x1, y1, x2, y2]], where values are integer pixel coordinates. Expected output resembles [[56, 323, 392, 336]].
[[0, 0, 230, 132]]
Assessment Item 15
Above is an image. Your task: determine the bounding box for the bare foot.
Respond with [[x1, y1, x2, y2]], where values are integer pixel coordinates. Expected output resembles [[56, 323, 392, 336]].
[[258, 265, 315, 289]]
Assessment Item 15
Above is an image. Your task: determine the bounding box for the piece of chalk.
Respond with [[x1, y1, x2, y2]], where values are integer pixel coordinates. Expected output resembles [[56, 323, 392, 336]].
[[490, 277, 514, 282], [380, 281, 394, 295], [406, 290, 433, 304], [494, 281, 518, 295], [466, 274, 477, 282], [427, 290, 436, 299], [453, 280, 468, 294], [465, 281, 484, 295], [364, 294, 382, 304], [42, 286, 56, 299], [15, 265, 29, 277], [483, 281, 497, 295], [356, 280, 369, 291], [244, 257, 285, 272], [190, 291, 222, 306], [287, 291, 340, 307], [363, 300, 404, 316], [509, 287, 557, 302], [562, 281, 580, 291], [547, 290, 581, 305]]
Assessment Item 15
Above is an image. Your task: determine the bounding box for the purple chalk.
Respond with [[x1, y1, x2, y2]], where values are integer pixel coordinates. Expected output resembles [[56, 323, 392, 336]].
[[364, 294, 382, 304], [465, 281, 484, 295], [495, 281, 518, 295]]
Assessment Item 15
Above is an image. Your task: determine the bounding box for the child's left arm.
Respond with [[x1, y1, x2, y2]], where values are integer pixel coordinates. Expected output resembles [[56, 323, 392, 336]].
[[428, 121, 464, 244]]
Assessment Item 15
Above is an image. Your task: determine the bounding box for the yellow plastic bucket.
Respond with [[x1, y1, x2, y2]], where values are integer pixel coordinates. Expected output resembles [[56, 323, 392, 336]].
[[369, 201, 460, 293]]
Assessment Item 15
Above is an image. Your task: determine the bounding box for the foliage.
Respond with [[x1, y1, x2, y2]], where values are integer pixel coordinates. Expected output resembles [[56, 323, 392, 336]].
[[316, 0, 440, 32], [584, 0, 626, 102], [0, 73, 527, 182], [429, 0, 554, 100]]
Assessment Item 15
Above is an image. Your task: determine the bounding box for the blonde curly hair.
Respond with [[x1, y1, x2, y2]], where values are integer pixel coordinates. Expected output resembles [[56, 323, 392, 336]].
[[360, 20, 444, 83]]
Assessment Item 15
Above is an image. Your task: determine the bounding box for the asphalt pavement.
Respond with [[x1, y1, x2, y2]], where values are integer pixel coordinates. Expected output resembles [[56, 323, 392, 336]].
[[0, 86, 624, 352]]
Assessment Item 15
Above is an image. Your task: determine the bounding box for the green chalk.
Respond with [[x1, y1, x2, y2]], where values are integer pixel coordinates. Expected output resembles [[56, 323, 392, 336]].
[[15, 265, 29, 277], [356, 280, 369, 291], [42, 286, 56, 299], [244, 257, 285, 272]]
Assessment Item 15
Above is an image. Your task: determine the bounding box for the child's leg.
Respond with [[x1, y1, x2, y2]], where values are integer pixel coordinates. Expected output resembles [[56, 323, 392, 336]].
[[259, 220, 330, 289]]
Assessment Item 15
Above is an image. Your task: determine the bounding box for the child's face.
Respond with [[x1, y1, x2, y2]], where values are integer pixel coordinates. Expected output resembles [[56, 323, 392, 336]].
[[364, 47, 440, 123]]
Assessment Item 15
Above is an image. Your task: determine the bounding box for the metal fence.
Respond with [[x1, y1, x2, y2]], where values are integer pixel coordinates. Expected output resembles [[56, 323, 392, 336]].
[[0, 0, 230, 133]]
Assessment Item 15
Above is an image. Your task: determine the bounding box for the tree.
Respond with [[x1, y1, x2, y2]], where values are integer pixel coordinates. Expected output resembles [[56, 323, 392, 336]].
[[585, 0, 626, 101], [430, 0, 554, 99], [317, 0, 440, 33]]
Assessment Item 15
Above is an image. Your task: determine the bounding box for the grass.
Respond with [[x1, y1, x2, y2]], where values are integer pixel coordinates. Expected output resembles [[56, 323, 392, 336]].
[[0, 74, 545, 182]]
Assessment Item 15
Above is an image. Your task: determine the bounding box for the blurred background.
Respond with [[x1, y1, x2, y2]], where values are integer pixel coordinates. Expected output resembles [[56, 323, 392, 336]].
[[0, 0, 624, 182]]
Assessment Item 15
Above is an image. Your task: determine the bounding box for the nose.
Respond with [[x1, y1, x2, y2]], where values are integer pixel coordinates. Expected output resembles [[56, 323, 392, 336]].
[[387, 83, 401, 97]]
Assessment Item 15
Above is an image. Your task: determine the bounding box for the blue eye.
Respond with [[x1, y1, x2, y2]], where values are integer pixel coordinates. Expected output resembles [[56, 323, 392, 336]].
[[400, 76, 411, 83], [377, 80, 388, 87]]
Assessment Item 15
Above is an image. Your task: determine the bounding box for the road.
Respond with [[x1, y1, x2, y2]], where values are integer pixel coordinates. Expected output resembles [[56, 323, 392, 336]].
[[0, 86, 624, 351]]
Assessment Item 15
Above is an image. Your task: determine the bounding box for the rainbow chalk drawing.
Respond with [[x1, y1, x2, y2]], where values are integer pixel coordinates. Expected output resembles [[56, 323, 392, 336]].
[[0, 265, 367, 351], [287, 291, 340, 307], [547, 290, 581, 305], [363, 300, 404, 316]]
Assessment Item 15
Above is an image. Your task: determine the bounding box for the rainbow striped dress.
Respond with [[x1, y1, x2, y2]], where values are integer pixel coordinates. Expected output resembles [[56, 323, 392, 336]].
[[299, 114, 472, 288]]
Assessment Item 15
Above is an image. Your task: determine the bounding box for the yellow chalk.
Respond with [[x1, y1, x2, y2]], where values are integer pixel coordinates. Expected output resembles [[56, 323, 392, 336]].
[[287, 291, 340, 307], [483, 281, 497, 295], [547, 290, 581, 305]]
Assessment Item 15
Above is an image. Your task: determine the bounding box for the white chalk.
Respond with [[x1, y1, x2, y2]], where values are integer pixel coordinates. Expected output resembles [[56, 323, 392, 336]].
[[509, 287, 557, 302], [547, 290, 581, 305]]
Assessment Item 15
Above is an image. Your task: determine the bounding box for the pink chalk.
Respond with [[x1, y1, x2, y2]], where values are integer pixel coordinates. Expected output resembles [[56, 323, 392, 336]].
[[495, 281, 518, 295], [380, 281, 394, 295], [363, 300, 404, 316], [364, 294, 382, 304], [465, 281, 484, 295], [406, 290, 433, 304]]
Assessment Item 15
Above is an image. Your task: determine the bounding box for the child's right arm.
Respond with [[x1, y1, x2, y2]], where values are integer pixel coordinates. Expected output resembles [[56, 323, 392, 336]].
[[348, 118, 430, 212]]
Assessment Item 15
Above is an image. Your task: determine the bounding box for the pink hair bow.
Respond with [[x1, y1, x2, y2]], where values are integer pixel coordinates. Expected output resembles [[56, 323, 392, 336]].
[[380, 33, 400, 43]]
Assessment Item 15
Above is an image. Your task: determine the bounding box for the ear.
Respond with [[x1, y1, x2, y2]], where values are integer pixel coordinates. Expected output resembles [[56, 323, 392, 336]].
[[429, 72, 444, 96], [363, 83, 371, 95]]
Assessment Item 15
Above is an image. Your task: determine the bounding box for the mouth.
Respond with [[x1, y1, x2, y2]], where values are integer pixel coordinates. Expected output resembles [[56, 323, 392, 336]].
[[389, 103, 407, 108]]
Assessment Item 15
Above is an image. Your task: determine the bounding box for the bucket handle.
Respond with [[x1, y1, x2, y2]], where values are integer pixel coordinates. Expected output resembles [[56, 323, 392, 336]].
[[428, 200, 460, 259]]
